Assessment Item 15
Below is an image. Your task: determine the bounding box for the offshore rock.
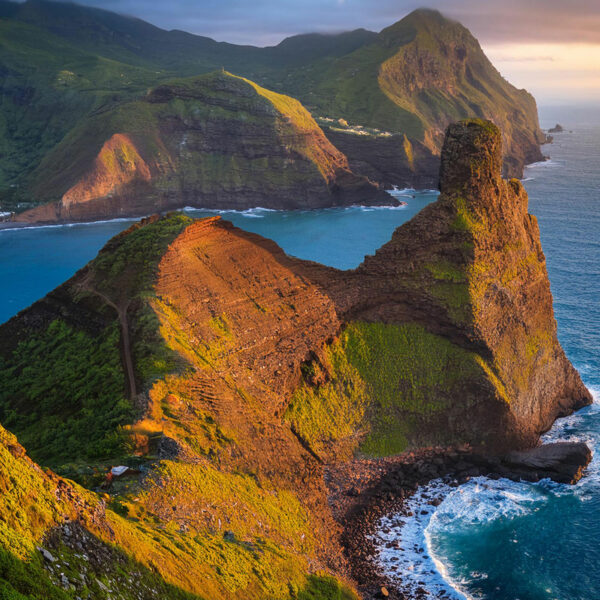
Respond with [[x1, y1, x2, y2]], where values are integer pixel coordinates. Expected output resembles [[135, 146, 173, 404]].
[[503, 442, 592, 484]]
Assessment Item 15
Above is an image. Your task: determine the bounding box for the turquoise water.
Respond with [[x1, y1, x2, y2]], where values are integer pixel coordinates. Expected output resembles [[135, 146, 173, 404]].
[[0, 108, 599, 599], [0, 192, 437, 324]]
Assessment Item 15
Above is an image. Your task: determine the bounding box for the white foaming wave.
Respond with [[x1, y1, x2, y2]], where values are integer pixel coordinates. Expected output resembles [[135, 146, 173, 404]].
[[182, 206, 277, 218], [390, 187, 440, 196], [427, 478, 547, 535], [372, 479, 472, 600], [358, 204, 408, 212], [525, 158, 563, 169], [373, 476, 554, 599], [0, 216, 137, 233]]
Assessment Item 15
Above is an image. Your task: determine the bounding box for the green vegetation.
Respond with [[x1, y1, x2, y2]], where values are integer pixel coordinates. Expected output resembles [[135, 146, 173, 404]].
[[288, 322, 494, 457], [295, 575, 358, 600], [143, 460, 314, 553], [91, 213, 192, 297], [286, 345, 368, 459], [92, 213, 193, 385], [0, 214, 193, 469], [0, 549, 71, 600], [0, 319, 131, 466]]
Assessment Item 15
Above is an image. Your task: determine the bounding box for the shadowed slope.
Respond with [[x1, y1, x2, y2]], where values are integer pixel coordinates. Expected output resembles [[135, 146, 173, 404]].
[[13, 71, 387, 224]]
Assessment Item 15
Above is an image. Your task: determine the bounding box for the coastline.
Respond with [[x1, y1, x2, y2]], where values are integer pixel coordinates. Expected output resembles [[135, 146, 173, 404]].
[[0, 200, 412, 232], [331, 442, 592, 600]]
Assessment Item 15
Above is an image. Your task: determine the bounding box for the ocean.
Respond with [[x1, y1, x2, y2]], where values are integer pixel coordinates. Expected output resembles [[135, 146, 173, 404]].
[[0, 107, 598, 599]]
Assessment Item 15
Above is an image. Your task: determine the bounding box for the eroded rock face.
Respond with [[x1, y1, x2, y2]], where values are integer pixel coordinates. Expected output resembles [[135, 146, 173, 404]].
[[13, 72, 389, 225], [503, 442, 592, 484], [338, 119, 591, 450]]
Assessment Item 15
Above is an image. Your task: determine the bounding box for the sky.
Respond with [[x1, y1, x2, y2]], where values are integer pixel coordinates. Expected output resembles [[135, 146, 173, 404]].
[[53, 0, 600, 104]]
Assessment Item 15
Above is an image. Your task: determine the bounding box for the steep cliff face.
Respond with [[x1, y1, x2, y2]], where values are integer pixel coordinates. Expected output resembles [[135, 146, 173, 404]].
[[13, 71, 388, 224], [341, 119, 590, 450], [0, 120, 588, 598], [303, 9, 545, 187]]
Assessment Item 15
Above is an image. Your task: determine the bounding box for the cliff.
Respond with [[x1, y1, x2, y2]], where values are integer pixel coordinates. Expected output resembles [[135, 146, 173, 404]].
[[1, 2, 543, 216], [299, 9, 545, 187], [0, 120, 589, 598], [13, 71, 388, 224]]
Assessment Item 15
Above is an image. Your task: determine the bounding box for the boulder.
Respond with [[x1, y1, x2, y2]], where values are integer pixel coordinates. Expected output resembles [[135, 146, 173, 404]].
[[502, 442, 592, 484]]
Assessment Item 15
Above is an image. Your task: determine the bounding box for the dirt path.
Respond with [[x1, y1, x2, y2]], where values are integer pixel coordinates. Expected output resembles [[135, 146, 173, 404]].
[[78, 279, 137, 401]]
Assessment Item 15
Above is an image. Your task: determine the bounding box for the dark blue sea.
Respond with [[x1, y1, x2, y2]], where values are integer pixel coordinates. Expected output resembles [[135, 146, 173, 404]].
[[0, 106, 598, 599]]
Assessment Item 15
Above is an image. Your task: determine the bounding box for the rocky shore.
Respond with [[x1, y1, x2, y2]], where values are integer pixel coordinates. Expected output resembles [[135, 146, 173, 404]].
[[330, 442, 592, 599]]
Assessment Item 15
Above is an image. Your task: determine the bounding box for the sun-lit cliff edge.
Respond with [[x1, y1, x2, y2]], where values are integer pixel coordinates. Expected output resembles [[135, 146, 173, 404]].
[[0, 120, 589, 599]]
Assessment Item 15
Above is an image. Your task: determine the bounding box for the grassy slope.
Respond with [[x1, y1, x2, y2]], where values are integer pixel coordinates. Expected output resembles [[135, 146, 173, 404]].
[[0, 214, 358, 599], [27, 70, 346, 206], [0, 15, 170, 209], [0, 214, 192, 471], [0, 421, 355, 600], [286, 321, 493, 458]]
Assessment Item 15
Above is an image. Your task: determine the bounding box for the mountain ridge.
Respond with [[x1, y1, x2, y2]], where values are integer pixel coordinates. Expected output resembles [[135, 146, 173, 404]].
[[0, 1, 544, 217]]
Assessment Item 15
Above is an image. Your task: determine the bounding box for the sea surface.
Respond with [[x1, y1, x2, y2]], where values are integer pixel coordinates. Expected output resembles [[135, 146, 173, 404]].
[[0, 107, 598, 599]]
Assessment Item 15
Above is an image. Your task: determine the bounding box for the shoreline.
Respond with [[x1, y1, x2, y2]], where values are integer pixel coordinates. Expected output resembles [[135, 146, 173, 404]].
[[329, 442, 592, 600], [0, 198, 417, 232]]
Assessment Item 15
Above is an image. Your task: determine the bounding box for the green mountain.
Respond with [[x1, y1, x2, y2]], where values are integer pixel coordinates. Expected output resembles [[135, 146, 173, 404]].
[[13, 70, 387, 224], [0, 1, 544, 217]]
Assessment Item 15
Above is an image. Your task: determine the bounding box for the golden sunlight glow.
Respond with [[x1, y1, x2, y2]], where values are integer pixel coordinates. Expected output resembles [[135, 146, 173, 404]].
[[483, 43, 600, 102]]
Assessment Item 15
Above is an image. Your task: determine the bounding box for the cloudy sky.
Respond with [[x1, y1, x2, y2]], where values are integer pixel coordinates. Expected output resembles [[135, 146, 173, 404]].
[[70, 0, 600, 104]]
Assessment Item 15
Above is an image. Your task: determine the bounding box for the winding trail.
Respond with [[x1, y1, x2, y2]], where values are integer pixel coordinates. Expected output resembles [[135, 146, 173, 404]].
[[78, 278, 137, 401]]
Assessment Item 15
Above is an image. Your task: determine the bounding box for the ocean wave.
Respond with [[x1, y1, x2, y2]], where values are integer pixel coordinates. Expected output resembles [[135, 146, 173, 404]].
[[373, 469, 580, 599], [358, 204, 409, 212], [0, 216, 137, 233], [181, 206, 277, 218], [428, 479, 548, 534], [525, 159, 563, 169], [373, 480, 470, 600]]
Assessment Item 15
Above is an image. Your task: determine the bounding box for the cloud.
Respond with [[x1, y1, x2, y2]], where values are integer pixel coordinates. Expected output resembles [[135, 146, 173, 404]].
[[58, 0, 600, 46]]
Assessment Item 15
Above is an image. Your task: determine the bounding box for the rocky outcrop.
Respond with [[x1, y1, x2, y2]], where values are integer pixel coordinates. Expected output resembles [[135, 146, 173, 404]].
[[0, 119, 590, 599], [503, 442, 592, 484], [13, 71, 389, 225], [321, 128, 441, 190]]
